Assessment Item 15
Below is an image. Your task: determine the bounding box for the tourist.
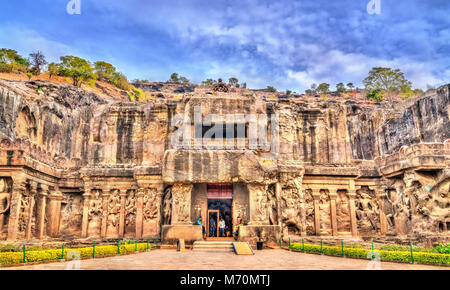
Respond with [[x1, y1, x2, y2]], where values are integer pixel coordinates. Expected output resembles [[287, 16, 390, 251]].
[[219, 217, 225, 237], [210, 218, 216, 237], [197, 216, 206, 238]]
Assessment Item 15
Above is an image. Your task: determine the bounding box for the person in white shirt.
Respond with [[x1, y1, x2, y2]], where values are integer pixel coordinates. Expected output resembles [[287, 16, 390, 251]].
[[219, 218, 226, 237]]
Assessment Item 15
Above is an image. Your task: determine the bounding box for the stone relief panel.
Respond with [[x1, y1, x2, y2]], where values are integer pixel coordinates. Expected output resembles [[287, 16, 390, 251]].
[[172, 184, 192, 223], [59, 193, 82, 238], [143, 188, 160, 237], [279, 174, 305, 236], [336, 190, 351, 233], [161, 186, 172, 225], [267, 184, 278, 226], [384, 170, 450, 235], [355, 186, 380, 236], [124, 189, 136, 237], [304, 189, 315, 235], [18, 187, 31, 238], [319, 189, 332, 236], [106, 189, 121, 237], [0, 178, 11, 238], [254, 185, 269, 223], [87, 189, 102, 238]]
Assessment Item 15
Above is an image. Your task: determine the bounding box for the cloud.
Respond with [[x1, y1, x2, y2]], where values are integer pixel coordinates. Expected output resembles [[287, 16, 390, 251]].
[[1, 0, 448, 91]]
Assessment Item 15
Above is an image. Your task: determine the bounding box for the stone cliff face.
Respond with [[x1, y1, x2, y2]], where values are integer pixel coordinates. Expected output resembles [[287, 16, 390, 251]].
[[348, 85, 449, 160], [0, 78, 448, 243]]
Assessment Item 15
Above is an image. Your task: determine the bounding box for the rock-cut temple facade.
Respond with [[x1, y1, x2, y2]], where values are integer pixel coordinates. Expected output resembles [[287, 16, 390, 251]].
[[0, 78, 449, 245]]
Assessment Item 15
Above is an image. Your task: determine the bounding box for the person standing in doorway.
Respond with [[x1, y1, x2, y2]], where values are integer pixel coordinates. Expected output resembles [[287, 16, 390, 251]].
[[210, 217, 216, 237], [219, 217, 226, 237]]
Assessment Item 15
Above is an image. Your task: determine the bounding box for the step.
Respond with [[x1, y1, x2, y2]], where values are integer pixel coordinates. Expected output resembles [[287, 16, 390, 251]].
[[193, 241, 234, 252]]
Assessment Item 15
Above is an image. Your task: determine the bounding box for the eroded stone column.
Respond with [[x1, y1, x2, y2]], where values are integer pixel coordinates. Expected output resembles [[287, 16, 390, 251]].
[[329, 189, 338, 236], [135, 188, 145, 239], [7, 178, 26, 241], [119, 190, 126, 238], [312, 189, 321, 236], [35, 185, 48, 239], [25, 182, 38, 240], [47, 190, 63, 238], [81, 190, 91, 238]]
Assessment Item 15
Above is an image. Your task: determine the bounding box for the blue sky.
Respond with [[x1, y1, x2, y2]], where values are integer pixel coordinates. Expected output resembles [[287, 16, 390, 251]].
[[1, 0, 449, 92]]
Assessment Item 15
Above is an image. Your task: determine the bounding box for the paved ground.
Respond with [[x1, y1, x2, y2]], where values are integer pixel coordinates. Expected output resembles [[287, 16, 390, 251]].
[[4, 249, 448, 270]]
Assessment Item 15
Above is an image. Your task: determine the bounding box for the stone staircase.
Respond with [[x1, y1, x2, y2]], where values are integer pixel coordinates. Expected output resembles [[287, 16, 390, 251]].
[[192, 241, 234, 252]]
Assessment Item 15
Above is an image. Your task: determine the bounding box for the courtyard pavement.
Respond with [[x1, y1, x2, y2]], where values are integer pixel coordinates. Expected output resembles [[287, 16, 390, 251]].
[[3, 249, 448, 270]]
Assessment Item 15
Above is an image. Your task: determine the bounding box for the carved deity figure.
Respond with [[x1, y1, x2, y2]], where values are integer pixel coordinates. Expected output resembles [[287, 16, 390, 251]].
[[108, 190, 121, 227], [0, 179, 11, 230], [143, 189, 158, 221], [355, 190, 379, 232], [267, 185, 278, 226], [162, 186, 172, 225], [88, 190, 103, 219], [125, 190, 136, 226]]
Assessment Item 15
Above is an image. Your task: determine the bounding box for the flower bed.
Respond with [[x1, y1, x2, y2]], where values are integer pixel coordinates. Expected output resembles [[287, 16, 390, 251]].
[[289, 242, 450, 266], [0, 243, 150, 266]]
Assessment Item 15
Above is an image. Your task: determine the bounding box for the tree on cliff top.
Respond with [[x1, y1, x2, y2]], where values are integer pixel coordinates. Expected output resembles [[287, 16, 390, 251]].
[[58, 56, 96, 87], [0, 48, 29, 73], [94, 61, 116, 82], [316, 83, 330, 94], [228, 77, 239, 88], [363, 67, 412, 103], [29, 51, 47, 75]]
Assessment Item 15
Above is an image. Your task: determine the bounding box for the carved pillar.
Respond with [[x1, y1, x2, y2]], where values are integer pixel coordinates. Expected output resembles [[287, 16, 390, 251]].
[[100, 190, 110, 238], [47, 190, 63, 238], [119, 190, 126, 238], [7, 178, 26, 241], [25, 182, 38, 240], [81, 190, 91, 238], [171, 184, 193, 225], [329, 189, 338, 236], [35, 185, 48, 239], [135, 188, 145, 239], [312, 189, 321, 236], [348, 190, 358, 237]]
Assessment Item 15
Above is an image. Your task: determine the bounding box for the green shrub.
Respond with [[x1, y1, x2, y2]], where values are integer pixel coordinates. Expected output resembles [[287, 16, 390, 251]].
[[433, 243, 450, 254], [0, 243, 150, 265], [290, 242, 450, 265]]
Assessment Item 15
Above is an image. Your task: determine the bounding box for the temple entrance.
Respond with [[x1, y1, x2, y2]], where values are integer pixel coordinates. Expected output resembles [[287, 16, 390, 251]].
[[206, 184, 233, 239]]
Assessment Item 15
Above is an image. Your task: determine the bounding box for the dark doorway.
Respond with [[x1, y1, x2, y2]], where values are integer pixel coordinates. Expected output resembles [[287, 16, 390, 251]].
[[208, 199, 232, 237], [206, 183, 233, 239]]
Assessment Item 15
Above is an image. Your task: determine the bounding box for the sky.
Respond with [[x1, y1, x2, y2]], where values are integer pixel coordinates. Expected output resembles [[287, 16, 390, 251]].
[[1, 0, 449, 92]]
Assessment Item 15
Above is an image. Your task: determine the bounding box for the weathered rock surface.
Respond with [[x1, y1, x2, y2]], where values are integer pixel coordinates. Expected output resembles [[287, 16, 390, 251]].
[[0, 78, 448, 246]]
